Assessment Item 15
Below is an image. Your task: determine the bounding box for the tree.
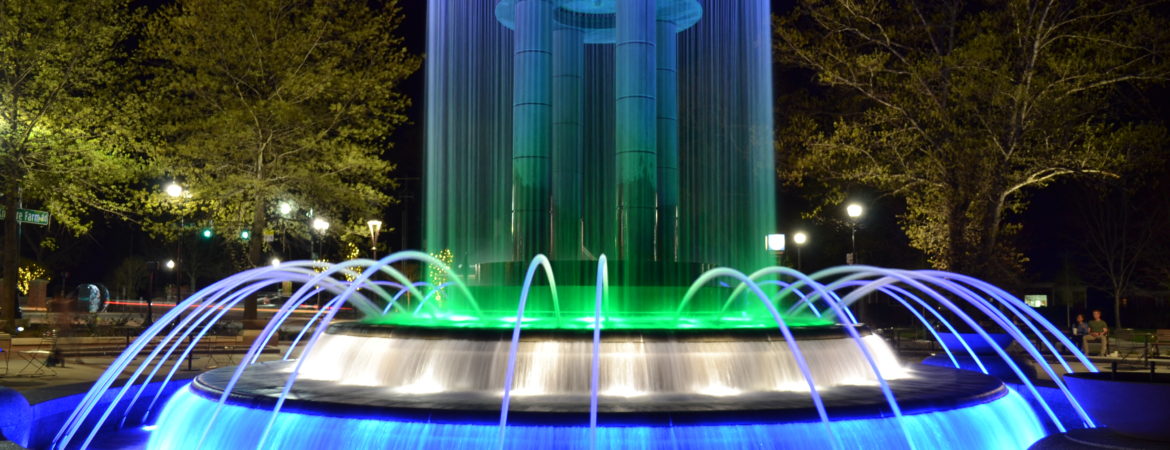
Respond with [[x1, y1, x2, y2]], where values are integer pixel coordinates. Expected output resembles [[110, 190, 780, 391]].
[[1076, 182, 1160, 328], [1076, 148, 1170, 328], [775, 0, 1169, 282], [135, 0, 421, 320], [110, 255, 149, 301], [0, 1, 143, 331]]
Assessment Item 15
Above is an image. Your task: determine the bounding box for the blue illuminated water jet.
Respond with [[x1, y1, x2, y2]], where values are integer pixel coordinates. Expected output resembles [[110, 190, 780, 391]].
[[47, 254, 1099, 449]]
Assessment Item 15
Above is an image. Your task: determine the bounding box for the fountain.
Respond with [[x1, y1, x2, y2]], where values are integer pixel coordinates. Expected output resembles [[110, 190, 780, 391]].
[[35, 1, 1105, 449]]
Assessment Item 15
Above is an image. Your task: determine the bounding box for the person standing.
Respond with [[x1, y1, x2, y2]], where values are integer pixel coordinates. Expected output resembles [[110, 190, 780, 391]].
[[1083, 309, 1109, 356]]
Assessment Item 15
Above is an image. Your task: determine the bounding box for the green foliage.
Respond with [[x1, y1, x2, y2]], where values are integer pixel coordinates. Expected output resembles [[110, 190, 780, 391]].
[[1, 0, 145, 329], [0, 0, 145, 232], [775, 0, 1169, 281], [132, 0, 421, 270]]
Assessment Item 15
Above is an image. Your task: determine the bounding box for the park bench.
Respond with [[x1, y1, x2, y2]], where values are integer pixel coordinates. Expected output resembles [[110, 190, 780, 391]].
[[1152, 329, 1170, 358], [1109, 329, 1150, 363], [50, 332, 278, 363], [0, 333, 11, 376]]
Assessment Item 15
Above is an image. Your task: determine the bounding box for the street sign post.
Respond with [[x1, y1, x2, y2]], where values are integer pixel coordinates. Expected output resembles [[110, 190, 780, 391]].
[[0, 207, 51, 226]]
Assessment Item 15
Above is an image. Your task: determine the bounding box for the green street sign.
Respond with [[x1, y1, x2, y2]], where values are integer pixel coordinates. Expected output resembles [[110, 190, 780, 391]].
[[0, 207, 51, 226]]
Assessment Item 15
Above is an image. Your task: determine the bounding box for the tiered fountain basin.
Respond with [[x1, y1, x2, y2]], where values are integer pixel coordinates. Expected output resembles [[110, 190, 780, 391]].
[[146, 322, 1045, 449], [48, 257, 1092, 449]]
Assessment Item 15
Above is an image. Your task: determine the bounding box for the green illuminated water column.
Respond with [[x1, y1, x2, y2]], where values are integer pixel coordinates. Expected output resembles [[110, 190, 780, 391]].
[[551, 22, 583, 260], [511, 0, 553, 259], [416, 1, 796, 327], [615, 0, 658, 264], [440, 1, 773, 286], [746, 2, 776, 273]]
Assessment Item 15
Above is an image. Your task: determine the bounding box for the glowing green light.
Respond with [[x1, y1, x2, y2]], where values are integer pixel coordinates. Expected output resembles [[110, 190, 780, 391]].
[[364, 285, 834, 331], [200, 227, 214, 239], [419, 1, 786, 331]]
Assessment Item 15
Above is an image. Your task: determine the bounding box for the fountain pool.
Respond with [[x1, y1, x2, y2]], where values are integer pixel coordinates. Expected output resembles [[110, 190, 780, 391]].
[[37, 1, 1103, 448]]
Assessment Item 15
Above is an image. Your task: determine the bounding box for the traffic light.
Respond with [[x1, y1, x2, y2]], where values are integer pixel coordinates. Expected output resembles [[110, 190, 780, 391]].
[[240, 229, 251, 240], [200, 227, 214, 239]]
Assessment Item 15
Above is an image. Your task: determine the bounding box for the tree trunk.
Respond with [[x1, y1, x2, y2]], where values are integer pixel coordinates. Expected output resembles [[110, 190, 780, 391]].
[[2, 186, 18, 332], [1113, 291, 1123, 329], [243, 193, 267, 321], [944, 193, 968, 272], [974, 191, 1007, 281]]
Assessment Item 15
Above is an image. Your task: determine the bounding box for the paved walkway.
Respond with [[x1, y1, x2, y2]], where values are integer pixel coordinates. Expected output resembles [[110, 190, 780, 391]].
[[2, 348, 289, 398], [1, 312, 306, 397]]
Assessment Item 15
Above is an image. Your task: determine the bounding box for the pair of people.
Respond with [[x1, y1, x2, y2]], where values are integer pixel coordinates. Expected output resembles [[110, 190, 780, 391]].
[[1072, 310, 1109, 356]]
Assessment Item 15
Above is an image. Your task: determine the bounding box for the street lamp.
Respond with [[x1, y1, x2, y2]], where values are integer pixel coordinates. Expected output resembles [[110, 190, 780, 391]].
[[310, 217, 330, 259], [276, 201, 294, 261], [367, 219, 383, 259], [278, 201, 293, 217], [164, 259, 177, 302], [312, 218, 330, 233], [165, 182, 189, 298], [846, 203, 863, 219], [846, 203, 863, 264], [793, 231, 808, 271], [165, 183, 184, 198], [310, 217, 329, 309]]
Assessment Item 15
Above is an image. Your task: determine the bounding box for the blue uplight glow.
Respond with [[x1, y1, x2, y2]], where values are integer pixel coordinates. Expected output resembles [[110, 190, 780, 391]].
[[147, 385, 1046, 449]]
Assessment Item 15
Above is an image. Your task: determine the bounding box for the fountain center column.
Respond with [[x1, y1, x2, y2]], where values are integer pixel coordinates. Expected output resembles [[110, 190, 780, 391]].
[[551, 22, 584, 260], [511, 0, 553, 259], [656, 17, 679, 263], [615, 0, 658, 264]]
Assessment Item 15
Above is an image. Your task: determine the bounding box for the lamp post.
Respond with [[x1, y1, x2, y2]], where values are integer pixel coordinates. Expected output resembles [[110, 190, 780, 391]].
[[311, 217, 330, 310], [310, 217, 330, 259], [277, 201, 293, 260], [367, 219, 383, 259], [163, 259, 176, 302], [793, 231, 807, 272], [846, 203, 863, 264], [145, 261, 156, 327], [845, 203, 866, 322], [165, 182, 186, 299]]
